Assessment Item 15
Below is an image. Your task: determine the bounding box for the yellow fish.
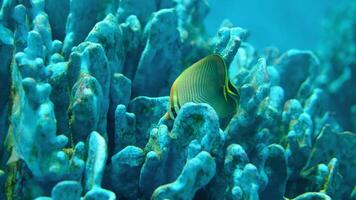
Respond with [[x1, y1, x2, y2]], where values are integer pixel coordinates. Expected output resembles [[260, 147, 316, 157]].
[[164, 54, 239, 121]]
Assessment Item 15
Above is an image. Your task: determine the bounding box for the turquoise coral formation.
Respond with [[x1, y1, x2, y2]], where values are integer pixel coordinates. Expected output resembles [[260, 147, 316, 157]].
[[0, 0, 355, 199]]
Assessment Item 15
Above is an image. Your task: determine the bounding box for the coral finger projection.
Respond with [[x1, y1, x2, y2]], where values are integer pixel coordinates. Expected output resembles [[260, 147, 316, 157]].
[[0, 0, 355, 200]]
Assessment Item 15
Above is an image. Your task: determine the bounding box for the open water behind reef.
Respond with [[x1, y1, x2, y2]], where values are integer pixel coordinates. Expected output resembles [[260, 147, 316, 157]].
[[0, 0, 355, 200], [206, 0, 345, 51]]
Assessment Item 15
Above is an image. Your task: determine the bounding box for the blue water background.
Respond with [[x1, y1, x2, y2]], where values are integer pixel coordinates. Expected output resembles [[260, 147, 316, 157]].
[[206, 0, 344, 51]]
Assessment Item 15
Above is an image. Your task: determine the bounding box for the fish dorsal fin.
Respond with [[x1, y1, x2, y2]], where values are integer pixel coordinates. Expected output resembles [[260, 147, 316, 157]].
[[172, 54, 236, 118]]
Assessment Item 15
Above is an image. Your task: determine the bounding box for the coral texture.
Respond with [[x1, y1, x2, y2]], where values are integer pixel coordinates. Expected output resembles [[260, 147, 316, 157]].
[[0, 0, 355, 200]]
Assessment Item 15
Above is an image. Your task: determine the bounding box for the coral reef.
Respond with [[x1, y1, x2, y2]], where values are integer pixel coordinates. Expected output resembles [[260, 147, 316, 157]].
[[0, 0, 354, 200], [316, 0, 356, 132]]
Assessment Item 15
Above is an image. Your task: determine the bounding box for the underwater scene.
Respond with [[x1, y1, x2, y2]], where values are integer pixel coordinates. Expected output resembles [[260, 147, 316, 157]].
[[0, 0, 355, 199]]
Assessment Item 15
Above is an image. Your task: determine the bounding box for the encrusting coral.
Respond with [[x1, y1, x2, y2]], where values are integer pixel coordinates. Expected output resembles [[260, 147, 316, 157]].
[[0, 0, 355, 199]]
